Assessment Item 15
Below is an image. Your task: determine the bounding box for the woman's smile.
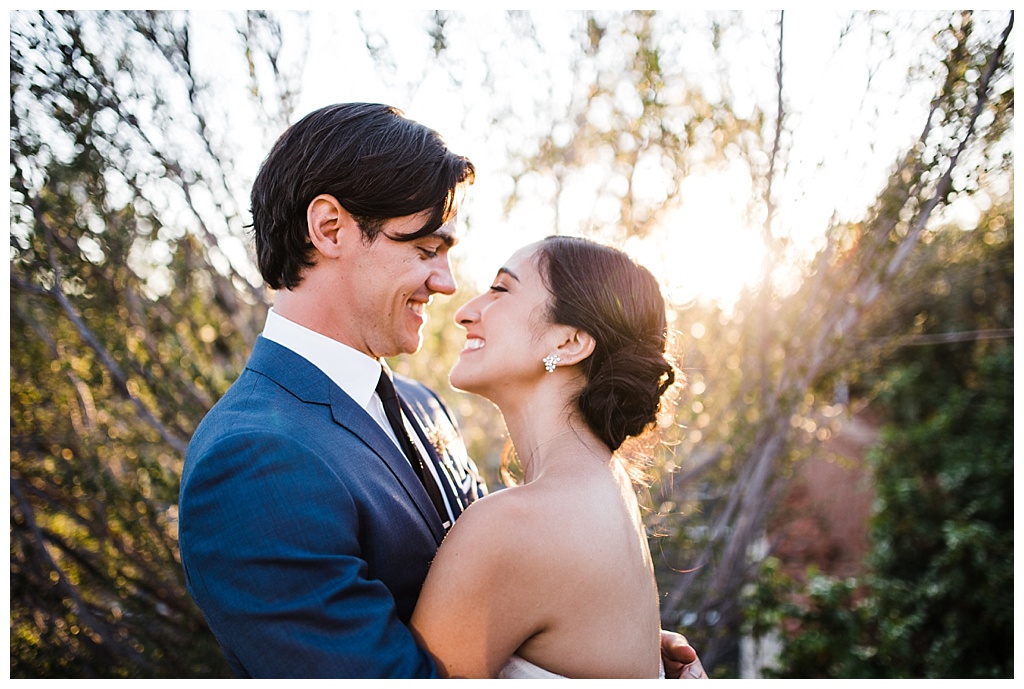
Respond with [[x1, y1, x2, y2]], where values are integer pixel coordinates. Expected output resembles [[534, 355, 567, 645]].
[[461, 336, 486, 353]]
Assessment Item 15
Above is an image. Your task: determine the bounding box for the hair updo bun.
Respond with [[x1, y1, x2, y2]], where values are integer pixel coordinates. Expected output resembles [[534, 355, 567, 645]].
[[536, 236, 677, 453]]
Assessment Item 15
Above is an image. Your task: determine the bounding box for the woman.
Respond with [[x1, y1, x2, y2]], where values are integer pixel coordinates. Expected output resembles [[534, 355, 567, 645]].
[[410, 236, 679, 678]]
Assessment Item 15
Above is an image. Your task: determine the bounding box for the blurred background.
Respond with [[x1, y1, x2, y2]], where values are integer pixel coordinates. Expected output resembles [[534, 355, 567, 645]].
[[8, 10, 1014, 678]]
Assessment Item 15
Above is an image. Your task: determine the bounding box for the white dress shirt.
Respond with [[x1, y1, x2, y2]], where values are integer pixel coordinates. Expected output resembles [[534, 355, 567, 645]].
[[261, 308, 454, 527]]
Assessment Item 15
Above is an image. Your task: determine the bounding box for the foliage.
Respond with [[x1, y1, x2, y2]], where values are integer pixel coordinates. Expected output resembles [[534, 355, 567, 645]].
[[743, 210, 1013, 678], [497, 10, 763, 241], [650, 12, 1013, 672], [9, 10, 277, 677], [745, 347, 1013, 678]]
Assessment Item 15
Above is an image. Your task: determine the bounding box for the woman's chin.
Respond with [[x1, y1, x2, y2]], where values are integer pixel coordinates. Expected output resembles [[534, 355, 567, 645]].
[[451, 364, 496, 399], [448, 366, 474, 394]]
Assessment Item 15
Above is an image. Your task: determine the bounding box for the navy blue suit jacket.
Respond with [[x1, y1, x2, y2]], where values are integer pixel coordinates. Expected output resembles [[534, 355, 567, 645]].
[[179, 337, 486, 677]]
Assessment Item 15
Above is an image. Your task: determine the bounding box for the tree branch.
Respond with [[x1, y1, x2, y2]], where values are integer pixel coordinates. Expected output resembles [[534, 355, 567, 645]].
[[25, 199, 189, 455], [11, 476, 156, 672]]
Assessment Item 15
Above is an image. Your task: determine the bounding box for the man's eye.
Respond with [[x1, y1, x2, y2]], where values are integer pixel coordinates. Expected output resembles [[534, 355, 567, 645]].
[[419, 247, 439, 259]]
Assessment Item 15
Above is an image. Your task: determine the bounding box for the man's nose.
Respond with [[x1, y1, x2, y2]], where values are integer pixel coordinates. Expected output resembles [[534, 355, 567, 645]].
[[429, 256, 457, 296]]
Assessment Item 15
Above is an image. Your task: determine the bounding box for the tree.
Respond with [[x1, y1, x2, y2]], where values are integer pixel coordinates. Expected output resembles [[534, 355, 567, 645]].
[[647, 12, 1013, 671], [9, 10, 299, 676], [743, 208, 1013, 676]]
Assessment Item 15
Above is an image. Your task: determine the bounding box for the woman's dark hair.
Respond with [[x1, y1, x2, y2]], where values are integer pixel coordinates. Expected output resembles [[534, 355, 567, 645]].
[[536, 236, 677, 454], [250, 103, 475, 290]]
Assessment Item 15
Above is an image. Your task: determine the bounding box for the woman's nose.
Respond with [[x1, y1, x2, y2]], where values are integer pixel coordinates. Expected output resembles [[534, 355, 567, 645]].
[[454, 294, 482, 326]]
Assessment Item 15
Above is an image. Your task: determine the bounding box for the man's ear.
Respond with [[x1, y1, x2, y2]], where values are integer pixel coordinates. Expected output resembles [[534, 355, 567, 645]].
[[554, 328, 596, 367], [307, 194, 360, 259]]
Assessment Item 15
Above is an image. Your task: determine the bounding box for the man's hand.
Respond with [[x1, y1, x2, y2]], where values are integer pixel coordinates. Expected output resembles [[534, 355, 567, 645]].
[[660, 630, 708, 679]]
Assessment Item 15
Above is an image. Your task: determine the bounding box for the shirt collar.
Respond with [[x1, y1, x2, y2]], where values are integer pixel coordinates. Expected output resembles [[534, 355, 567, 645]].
[[261, 308, 382, 410]]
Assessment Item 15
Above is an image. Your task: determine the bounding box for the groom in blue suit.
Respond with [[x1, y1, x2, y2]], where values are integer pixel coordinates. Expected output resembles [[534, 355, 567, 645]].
[[179, 103, 484, 677], [179, 103, 705, 679]]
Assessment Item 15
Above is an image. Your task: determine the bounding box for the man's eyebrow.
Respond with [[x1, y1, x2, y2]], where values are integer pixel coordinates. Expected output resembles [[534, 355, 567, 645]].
[[432, 227, 457, 249], [497, 267, 520, 282]]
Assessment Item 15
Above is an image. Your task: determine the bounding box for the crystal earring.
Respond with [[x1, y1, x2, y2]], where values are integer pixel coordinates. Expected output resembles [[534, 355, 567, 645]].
[[543, 354, 561, 373]]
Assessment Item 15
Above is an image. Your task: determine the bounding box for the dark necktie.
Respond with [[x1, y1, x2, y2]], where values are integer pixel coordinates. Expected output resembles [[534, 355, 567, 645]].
[[376, 368, 449, 526]]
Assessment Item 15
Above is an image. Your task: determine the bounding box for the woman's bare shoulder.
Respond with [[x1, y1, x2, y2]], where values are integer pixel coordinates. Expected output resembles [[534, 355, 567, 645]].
[[443, 485, 548, 548], [432, 482, 584, 586]]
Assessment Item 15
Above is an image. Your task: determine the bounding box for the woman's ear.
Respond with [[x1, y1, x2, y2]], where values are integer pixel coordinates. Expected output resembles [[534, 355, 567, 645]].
[[307, 194, 359, 259], [554, 328, 596, 367]]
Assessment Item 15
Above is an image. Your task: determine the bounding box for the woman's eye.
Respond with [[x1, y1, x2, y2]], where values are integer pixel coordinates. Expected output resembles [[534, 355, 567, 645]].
[[489, 284, 508, 293]]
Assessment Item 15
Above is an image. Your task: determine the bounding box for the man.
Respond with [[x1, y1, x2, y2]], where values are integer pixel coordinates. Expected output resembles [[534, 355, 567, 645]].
[[178, 103, 705, 678]]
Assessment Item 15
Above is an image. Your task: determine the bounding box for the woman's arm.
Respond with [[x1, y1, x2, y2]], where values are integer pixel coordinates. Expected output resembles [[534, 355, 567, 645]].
[[409, 493, 546, 678]]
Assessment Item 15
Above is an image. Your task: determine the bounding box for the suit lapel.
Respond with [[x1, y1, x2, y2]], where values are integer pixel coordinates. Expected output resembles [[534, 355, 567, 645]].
[[246, 337, 447, 544], [327, 386, 447, 543], [401, 398, 464, 522]]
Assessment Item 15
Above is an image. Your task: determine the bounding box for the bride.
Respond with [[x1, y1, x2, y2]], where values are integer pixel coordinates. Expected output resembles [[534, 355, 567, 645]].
[[410, 236, 688, 678]]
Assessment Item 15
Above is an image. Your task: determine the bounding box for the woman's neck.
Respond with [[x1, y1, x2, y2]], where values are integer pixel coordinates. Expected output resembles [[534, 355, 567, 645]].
[[499, 385, 611, 483]]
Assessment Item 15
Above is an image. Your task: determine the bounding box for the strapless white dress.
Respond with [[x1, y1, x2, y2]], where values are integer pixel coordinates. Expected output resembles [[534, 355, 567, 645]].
[[498, 654, 567, 679], [497, 654, 666, 679]]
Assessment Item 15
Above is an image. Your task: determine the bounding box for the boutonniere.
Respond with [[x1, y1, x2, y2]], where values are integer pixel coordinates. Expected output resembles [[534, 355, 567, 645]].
[[424, 421, 455, 460]]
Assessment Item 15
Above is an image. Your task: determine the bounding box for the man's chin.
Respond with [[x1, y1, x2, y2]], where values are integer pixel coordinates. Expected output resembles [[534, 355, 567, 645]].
[[370, 337, 420, 361], [399, 334, 424, 356]]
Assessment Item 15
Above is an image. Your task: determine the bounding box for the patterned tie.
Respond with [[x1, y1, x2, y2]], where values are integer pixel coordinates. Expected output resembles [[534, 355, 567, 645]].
[[376, 368, 449, 525]]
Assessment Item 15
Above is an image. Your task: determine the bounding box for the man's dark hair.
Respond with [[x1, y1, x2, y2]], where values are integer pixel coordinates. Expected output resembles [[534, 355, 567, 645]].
[[250, 103, 475, 290]]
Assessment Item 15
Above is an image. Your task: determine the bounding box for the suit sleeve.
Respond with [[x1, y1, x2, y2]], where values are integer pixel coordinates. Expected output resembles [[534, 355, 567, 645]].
[[179, 429, 438, 678]]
